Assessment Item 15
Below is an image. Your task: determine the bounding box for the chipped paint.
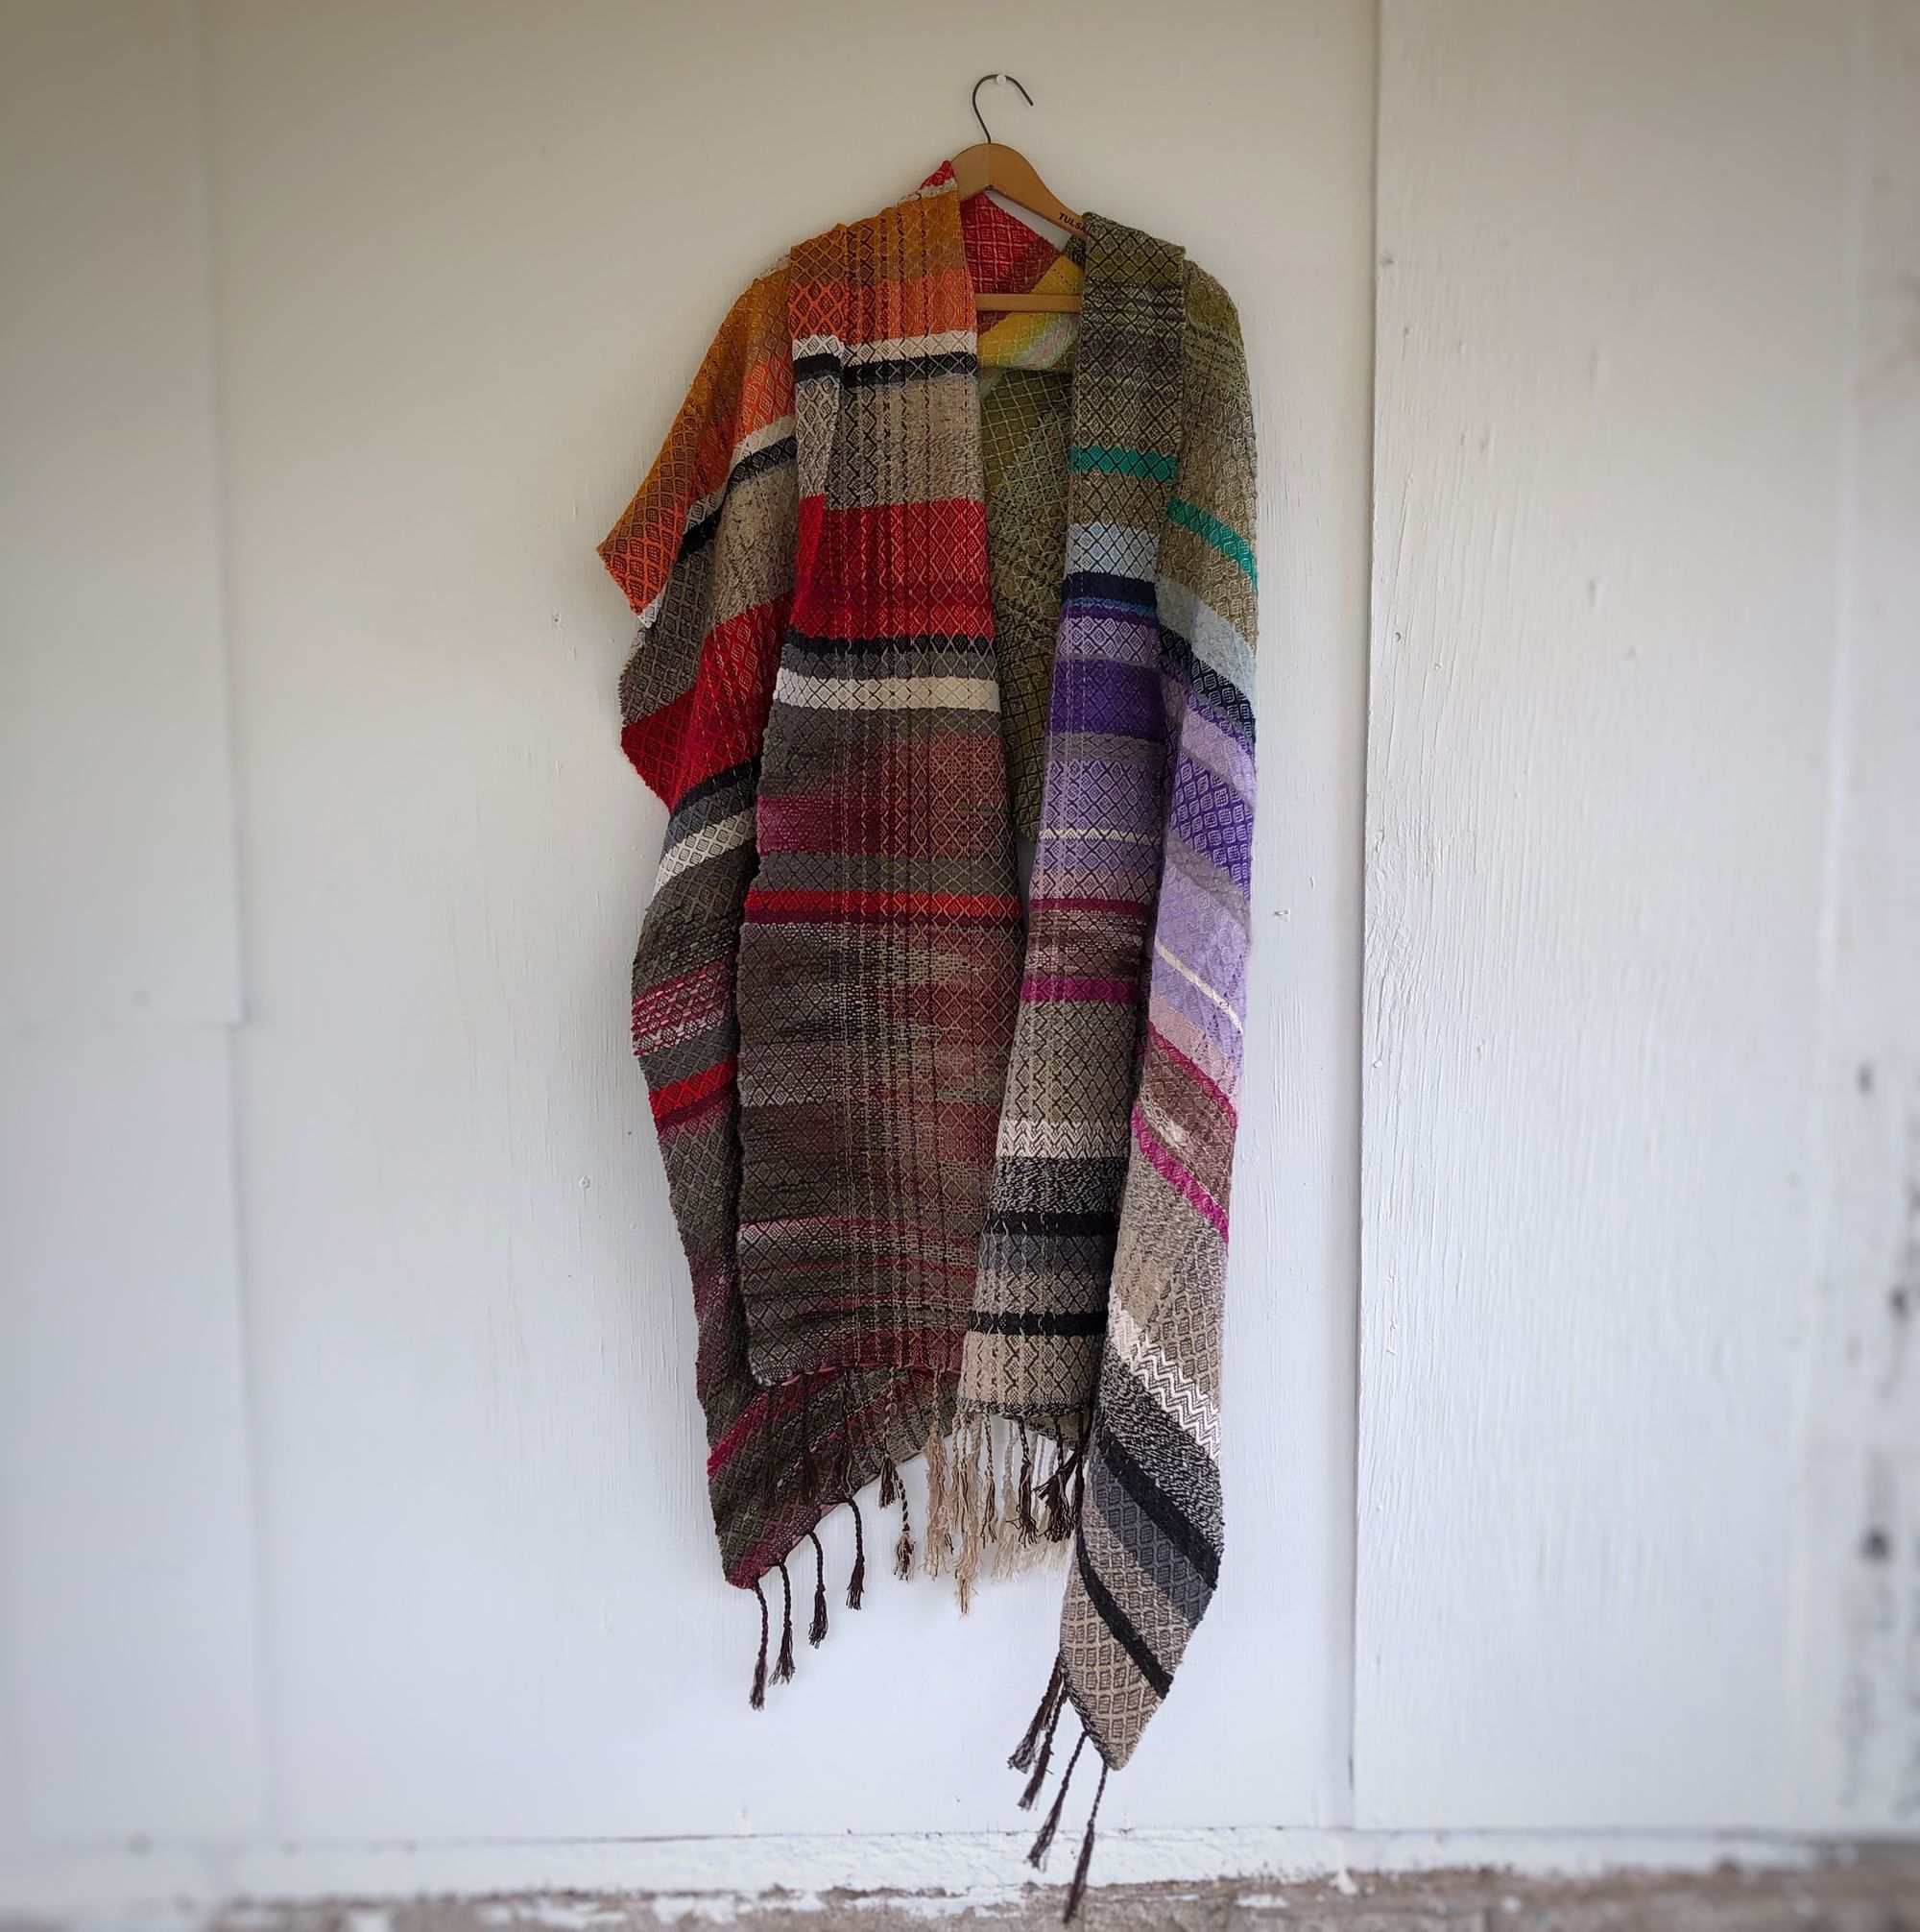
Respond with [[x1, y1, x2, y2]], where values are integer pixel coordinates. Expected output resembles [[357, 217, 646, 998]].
[[8, 1852, 1920, 1932]]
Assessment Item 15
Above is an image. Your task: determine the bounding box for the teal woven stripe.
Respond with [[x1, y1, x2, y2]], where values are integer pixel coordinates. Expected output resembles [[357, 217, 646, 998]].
[[1070, 444, 1178, 481], [1169, 496, 1257, 587]]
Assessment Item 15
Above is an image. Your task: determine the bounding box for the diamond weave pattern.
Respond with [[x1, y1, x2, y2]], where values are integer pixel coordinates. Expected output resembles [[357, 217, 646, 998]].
[[598, 170, 1257, 1774]]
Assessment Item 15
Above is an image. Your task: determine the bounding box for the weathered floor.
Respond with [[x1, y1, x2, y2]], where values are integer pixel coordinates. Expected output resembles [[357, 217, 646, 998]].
[[25, 1848, 1893, 1932]]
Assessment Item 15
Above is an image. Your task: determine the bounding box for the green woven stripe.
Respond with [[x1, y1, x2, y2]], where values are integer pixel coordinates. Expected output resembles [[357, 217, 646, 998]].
[[1070, 444, 1178, 481], [1169, 495, 1257, 587]]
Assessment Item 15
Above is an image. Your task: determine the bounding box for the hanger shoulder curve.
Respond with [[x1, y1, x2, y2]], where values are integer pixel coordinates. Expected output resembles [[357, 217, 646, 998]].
[[948, 141, 1086, 237]]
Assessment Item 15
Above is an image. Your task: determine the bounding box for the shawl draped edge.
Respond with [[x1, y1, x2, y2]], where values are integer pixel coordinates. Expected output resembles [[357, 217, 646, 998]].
[[598, 171, 1256, 1792]]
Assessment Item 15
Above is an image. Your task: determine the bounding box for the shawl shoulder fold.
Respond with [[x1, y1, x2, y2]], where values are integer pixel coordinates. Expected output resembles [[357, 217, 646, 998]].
[[599, 264, 799, 809], [599, 250, 957, 1593], [596, 203, 1261, 1787], [1060, 257, 1258, 1771]]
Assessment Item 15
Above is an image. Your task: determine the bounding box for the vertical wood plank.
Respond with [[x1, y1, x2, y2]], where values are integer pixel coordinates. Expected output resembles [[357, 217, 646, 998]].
[[1791, 0, 1920, 1832], [0, 0, 262, 1853], [1359, 0, 1854, 1828], [0, 0, 241, 1028], [0, 1031, 263, 1840], [203, 0, 1374, 1841]]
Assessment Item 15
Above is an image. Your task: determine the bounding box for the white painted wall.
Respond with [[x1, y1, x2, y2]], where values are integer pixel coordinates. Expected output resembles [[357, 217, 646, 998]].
[[0, 0, 1914, 1920], [1363, 0, 1837, 1831], [0, 0, 262, 1857]]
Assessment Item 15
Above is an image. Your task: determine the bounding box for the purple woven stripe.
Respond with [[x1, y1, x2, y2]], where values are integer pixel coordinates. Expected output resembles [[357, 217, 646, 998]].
[[1181, 704, 1256, 797], [1037, 765, 1163, 847], [1152, 862, 1249, 1045], [1168, 758, 1255, 894], [1050, 614, 1151, 684], [1049, 657, 1166, 740], [1188, 679, 1257, 755]]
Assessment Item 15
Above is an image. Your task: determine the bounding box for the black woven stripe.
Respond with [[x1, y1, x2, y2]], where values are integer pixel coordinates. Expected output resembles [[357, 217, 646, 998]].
[[1075, 1533, 1172, 1699], [675, 439, 797, 563], [986, 1208, 1118, 1238], [794, 350, 977, 387], [969, 1308, 1106, 1338], [1159, 623, 1255, 740], [1064, 569, 1156, 612], [1092, 1413, 1221, 1589], [673, 758, 759, 816]]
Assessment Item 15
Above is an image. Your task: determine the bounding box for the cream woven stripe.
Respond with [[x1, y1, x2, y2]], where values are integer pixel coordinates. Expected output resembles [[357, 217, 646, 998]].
[[1153, 940, 1244, 1030], [792, 328, 974, 363], [1109, 1304, 1221, 1457], [654, 809, 755, 887], [995, 1117, 1131, 1160], [773, 670, 1000, 712]]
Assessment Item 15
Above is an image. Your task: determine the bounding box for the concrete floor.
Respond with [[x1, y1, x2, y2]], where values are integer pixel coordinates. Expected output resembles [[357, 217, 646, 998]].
[[19, 1847, 1894, 1932]]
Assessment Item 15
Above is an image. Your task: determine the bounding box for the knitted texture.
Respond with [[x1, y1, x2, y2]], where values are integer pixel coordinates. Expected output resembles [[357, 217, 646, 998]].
[[599, 168, 1257, 1790]]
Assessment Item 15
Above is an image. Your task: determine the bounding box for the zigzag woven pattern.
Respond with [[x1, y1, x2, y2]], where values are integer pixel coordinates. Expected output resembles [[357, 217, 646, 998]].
[[598, 166, 1257, 1840]]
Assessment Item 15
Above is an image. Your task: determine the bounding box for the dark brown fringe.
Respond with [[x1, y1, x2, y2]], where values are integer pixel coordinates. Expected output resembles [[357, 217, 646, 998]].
[[1019, 1676, 1068, 1811], [748, 1577, 770, 1711], [845, 1495, 867, 1609], [1009, 1653, 1067, 1772], [1016, 1422, 1040, 1542], [893, 1482, 914, 1580], [1041, 1438, 1082, 1542], [805, 1529, 828, 1647], [772, 1558, 797, 1684], [878, 1458, 901, 1509], [1062, 1757, 1109, 1923], [1026, 1727, 1085, 1870]]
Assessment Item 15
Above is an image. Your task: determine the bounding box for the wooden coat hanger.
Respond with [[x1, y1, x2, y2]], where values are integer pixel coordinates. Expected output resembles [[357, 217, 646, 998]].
[[949, 74, 1084, 315]]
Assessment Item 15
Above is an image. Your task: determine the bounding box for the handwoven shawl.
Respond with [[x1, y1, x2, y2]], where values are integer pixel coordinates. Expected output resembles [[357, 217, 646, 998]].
[[599, 166, 1256, 1893]]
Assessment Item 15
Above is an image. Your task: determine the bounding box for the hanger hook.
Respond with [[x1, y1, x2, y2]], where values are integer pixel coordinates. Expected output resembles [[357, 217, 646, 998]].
[[971, 72, 1035, 146]]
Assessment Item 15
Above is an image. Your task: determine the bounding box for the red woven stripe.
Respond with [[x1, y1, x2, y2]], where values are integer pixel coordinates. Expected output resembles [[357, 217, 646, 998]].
[[1029, 895, 1154, 917], [795, 498, 994, 638], [1146, 1023, 1239, 1125], [1131, 1108, 1229, 1238], [621, 597, 788, 807], [649, 1054, 737, 1127], [1020, 975, 1140, 1003], [619, 690, 694, 801], [745, 887, 1021, 926]]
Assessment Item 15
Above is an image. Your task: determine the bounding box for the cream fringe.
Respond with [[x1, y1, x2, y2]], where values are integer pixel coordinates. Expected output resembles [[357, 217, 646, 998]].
[[922, 1407, 1087, 1611]]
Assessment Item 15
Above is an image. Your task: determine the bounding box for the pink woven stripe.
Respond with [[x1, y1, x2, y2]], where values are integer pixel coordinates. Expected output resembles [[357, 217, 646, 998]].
[[1020, 975, 1140, 1003], [1130, 1107, 1229, 1238]]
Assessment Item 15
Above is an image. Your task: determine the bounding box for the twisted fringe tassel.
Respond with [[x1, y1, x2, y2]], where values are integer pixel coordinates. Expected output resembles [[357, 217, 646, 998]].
[[748, 1403, 1088, 1715], [772, 1559, 797, 1684], [893, 1481, 915, 1580], [1015, 1421, 1039, 1543], [923, 1425, 952, 1576], [1018, 1673, 1068, 1811], [805, 1530, 828, 1648], [1015, 1654, 1109, 1920], [747, 1577, 770, 1710], [1009, 1654, 1067, 1774], [991, 1421, 1023, 1580], [1063, 1759, 1109, 1923], [926, 1412, 1088, 1610], [1026, 1727, 1084, 1870], [845, 1496, 866, 1609]]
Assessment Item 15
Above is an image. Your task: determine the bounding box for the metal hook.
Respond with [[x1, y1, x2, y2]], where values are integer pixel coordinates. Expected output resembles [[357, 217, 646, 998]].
[[971, 72, 1035, 146]]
